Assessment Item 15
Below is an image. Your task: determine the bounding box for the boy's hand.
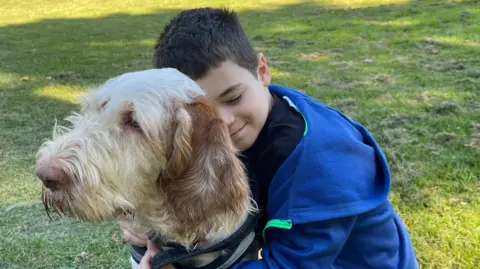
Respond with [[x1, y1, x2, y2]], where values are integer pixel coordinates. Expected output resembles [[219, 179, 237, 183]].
[[119, 218, 149, 247], [139, 241, 175, 269]]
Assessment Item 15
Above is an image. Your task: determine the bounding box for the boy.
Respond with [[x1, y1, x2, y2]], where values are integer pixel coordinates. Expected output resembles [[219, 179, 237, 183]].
[[121, 7, 419, 269]]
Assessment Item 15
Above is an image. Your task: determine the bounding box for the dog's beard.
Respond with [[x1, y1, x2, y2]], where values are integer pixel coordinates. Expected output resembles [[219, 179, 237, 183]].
[[41, 182, 132, 222], [41, 186, 88, 220]]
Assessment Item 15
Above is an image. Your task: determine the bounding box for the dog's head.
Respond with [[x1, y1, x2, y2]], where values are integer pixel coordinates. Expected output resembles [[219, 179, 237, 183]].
[[35, 68, 254, 246]]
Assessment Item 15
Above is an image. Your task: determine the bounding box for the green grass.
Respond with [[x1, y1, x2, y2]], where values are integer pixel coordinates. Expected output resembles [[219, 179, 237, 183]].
[[1, 0, 479, 268]]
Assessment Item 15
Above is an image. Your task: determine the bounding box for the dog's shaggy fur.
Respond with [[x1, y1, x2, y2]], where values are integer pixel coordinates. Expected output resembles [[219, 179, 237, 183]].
[[35, 68, 257, 266]]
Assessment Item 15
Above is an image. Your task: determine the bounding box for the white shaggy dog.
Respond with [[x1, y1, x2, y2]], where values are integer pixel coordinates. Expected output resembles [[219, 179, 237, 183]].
[[35, 68, 257, 268]]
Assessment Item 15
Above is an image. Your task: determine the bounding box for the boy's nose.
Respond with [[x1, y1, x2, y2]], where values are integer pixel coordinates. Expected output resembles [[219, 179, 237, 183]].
[[218, 109, 235, 126]]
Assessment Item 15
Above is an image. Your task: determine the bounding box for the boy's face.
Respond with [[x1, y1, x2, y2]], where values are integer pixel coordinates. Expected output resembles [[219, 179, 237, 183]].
[[195, 54, 272, 151]]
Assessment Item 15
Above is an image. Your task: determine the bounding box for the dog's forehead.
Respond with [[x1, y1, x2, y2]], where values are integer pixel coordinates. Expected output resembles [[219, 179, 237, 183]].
[[98, 68, 205, 104]]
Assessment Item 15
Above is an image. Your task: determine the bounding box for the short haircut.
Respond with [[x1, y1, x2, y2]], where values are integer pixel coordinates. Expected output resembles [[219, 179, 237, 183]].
[[153, 7, 258, 80]]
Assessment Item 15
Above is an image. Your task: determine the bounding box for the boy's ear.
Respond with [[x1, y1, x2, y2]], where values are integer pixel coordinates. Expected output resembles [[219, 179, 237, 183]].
[[257, 52, 271, 87]]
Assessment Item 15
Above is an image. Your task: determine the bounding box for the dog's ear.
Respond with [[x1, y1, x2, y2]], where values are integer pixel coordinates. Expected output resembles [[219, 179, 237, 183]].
[[162, 98, 251, 238], [163, 106, 193, 180]]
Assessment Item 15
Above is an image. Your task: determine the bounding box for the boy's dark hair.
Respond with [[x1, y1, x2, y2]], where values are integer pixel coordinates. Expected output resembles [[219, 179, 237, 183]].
[[153, 7, 258, 80]]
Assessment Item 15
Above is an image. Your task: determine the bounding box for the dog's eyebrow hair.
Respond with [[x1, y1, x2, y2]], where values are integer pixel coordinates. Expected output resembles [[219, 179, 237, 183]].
[[219, 83, 242, 98]]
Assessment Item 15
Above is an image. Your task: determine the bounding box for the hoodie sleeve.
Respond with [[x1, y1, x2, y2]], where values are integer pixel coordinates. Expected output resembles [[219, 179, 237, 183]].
[[232, 215, 357, 269]]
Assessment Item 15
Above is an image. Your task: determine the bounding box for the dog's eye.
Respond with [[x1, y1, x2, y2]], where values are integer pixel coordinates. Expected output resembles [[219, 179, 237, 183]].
[[101, 101, 108, 109], [128, 118, 140, 129], [123, 111, 141, 130]]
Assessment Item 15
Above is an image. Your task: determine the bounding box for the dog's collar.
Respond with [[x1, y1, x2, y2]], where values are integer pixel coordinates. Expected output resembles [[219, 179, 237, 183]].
[[150, 213, 258, 269]]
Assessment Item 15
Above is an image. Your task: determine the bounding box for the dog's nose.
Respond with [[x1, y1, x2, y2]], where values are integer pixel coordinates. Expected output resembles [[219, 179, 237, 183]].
[[35, 164, 68, 191]]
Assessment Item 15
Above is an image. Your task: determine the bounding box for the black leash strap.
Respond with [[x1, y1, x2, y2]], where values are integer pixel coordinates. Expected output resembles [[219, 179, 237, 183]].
[[150, 213, 258, 269]]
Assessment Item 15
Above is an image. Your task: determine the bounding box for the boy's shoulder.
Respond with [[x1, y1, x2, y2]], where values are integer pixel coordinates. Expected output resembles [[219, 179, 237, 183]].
[[266, 84, 392, 225]]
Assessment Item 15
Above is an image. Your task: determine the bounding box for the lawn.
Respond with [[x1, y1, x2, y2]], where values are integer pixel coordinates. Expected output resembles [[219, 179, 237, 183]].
[[1, 0, 479, 268]]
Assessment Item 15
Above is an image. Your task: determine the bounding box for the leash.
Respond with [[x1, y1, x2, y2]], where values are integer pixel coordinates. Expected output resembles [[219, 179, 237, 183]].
[[150, 213, 258, 269]]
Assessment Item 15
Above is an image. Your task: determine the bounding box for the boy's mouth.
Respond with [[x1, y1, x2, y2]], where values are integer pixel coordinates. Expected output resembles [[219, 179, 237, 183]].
[[230, 123, 246, 137]]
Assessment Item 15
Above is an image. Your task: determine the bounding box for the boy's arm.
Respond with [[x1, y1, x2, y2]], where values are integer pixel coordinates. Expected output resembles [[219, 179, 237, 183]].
[[233, 215, 357, 269]]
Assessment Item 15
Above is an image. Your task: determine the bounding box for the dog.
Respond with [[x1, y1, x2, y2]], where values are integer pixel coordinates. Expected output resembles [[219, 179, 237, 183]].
[[35, 68, 258, 268]]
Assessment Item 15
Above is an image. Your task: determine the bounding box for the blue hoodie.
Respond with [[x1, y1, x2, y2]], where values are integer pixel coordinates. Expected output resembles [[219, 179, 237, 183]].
[[232, 84, 419, 269]]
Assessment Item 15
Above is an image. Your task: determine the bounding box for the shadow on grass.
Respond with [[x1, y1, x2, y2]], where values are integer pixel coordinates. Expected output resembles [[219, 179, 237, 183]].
[[1, 1, 478, 79]]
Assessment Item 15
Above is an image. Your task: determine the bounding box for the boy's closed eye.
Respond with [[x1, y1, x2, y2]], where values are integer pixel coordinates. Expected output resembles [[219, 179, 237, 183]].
[[216, 83, 246, 105], [226, 93, 243, 105]]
